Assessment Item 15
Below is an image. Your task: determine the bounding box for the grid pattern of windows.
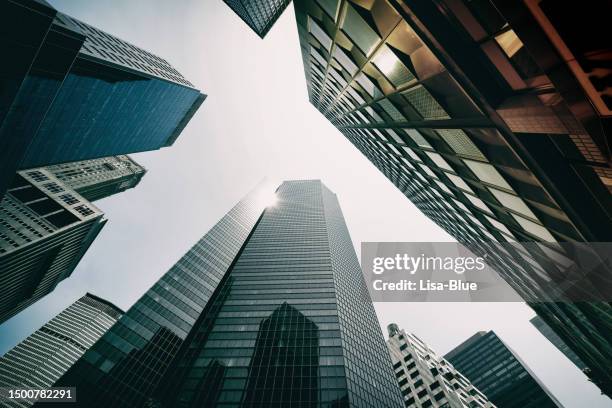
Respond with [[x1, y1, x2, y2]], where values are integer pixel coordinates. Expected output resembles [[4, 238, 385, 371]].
[[42, 156, 146, 202], [50, 183, 273, 407], [293, 0, 612, 396], [445, 331, 562, 408], [56, 13, 194, 88], [0, 294, 122, 408], [224, 0, 292, 38], [15, 11, 204, 169], [0, 171, 105, 325], [387, 325, 494, 408], [159, 180, 403, 407]]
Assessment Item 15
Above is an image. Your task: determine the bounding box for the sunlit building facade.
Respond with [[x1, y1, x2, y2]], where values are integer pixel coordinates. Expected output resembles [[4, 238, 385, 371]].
[[387, 324, 495, 408], [445, 331, 563, 408], [0, 293, 123, 408], [156, 180, 402, 408], [293, 0, 612, 395], [49, 182, 272, 408], [51, 181, 403, 408]]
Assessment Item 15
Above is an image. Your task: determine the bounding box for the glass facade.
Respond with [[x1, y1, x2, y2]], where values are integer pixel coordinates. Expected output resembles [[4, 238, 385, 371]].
[[157, 180, 403, 407], [49, 183, 273, 407], [19, 56, 204, 167], [0, 4, 205, 195], [0, 293, 123, 408], [293, 0, 612, 395], [529, 315, 587, 371], [223, 0, 292, 38], [0, 1, 84, 198], [445, 331, 562, 408]]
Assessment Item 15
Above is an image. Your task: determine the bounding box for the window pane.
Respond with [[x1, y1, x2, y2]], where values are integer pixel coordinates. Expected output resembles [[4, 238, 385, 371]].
[[463, 160, 512, 190], [488, 188, 537, 219], [371, 44, 415, 87], [401, 85, 450, 120], [436, 129, 486, 160], [309, 17, 332, 51], [342, 5, 381, 56], [511, 214, 556, 241], [425, 152, 453, 171]]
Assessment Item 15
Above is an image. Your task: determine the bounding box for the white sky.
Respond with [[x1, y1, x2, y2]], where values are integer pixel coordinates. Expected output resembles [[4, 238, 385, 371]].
[[0, 1, 607, 406]]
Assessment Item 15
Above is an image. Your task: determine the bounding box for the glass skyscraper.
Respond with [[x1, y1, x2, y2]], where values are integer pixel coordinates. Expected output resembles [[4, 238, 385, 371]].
[[48, 182, 274, 407], [0, 2, 204, 198], [156, 180, 402, 408], [445, 331, 563, 408], [529, 315, 587, 372], [0, 293, 123, 408], [49, 180, 403, 408], [292, 0, 612, 395], [223, 0, 292, 38]]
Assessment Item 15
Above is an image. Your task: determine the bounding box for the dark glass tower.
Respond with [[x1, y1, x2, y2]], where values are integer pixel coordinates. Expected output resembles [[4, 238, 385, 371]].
[[223, 0, 292, 38], [0, 0, 85, 198], [445, 331, 563, 408], [157, 180, 402, 408], [292, 0, 612, 394], [47, 183, 274, 407], [50, 181, 403, 408], [0, 293, 123, 408], [0, 2, 204, 198], [530, 315, 587, 371]]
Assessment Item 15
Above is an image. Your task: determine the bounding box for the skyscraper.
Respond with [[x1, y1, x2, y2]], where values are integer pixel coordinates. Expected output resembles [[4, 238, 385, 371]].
[[0, 0, 85, 198], [0, 293, 123, 408], [0, 154, 145, 323], [50, 180, 403, 408], [445, 331, 563, 408], [47, 182, 275, 407], [387, 324, 495, 408], [0, 169, 106, 324], [156, 180, 402, 408], [530, 315, 587, 372], [41, 156, 146, 202], [292, 0, 612, 394], [0, 2, 204, 198], [223, 0, 292, 38]]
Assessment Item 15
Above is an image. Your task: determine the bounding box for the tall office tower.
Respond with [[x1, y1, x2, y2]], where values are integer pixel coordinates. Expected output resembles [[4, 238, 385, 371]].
[[530, 315, 587, 372], [0, 2, 205, 198], [223, 0, 292, 38], [0, 169, 106, 324], [51, 181, 403, 408], [445, 331, 563, 408], [387, 324, 495, 408], [156, 180, 402, 408], [41, 156, 146, 202], [47, 182, 275, 407], [293, 0, 612, 395], [0, 293, 123, 408], [0, 0, 85, 198]]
